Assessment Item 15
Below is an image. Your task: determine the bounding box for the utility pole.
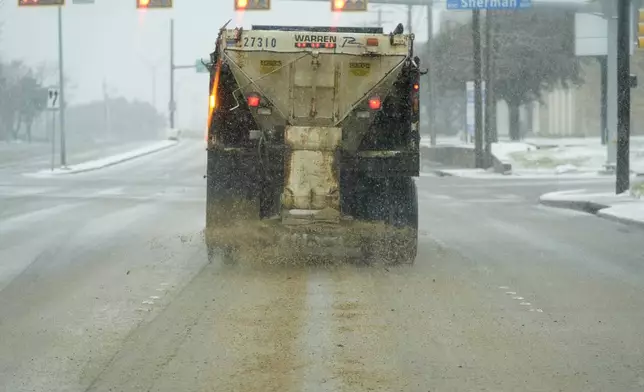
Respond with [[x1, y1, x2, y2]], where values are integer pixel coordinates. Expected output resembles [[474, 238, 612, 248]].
[[484, 10, 494, 168], [169, 18, 176, 129], [605, 0, 619, 171], [427, 1, 436, 146], [598, 55, 608, 145], [57, 5, 67, 167], [472, 9, 484, 169], [407, 5, 412, 32], [616, 0, 631, 193]]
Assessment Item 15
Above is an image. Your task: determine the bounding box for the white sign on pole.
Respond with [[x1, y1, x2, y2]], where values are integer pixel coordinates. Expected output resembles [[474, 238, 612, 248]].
[[466, 81, 486, 139], [574, 12, 635, 57], [47, 88, 60, 110]]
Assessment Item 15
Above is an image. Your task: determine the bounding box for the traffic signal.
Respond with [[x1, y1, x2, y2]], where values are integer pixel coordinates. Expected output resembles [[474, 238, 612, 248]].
[[234, 0, 270, 10], [18, 0, 64, 6], [137, 0, 172, 9], [331, 0, 367, 12]]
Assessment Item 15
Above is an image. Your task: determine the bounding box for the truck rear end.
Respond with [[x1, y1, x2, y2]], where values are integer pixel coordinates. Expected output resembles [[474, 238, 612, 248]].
[[205, 24, 420, 264]]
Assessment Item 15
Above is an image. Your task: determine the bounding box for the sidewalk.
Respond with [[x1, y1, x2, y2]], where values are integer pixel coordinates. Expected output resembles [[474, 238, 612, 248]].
[[24, 139, 179, 178], [539, 183, 644, 228]]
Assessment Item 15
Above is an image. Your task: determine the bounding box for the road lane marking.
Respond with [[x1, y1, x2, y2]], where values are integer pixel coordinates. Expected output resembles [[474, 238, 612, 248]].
[[300, 271, 340, 391], [0, 202, 84, 234]]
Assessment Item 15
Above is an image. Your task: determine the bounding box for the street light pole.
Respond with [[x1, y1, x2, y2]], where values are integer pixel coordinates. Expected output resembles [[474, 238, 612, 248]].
[[616, 0, 631, 193], [169, 18, 176, 129], [484, 10, 494, 167], [427, 1, 436, 146], [57, 5, 67, 167], [472, 9, 484, 169]]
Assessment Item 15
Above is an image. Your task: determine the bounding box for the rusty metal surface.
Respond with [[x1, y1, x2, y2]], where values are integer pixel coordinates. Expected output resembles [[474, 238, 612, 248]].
[[282, 126, 341, 215]]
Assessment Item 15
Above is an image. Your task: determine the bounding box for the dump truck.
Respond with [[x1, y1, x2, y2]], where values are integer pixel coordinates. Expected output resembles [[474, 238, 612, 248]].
[[204, 23, 420, 265]]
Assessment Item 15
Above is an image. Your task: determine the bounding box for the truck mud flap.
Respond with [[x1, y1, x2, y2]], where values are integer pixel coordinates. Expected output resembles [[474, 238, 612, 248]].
[[206, 148, 261, 228]]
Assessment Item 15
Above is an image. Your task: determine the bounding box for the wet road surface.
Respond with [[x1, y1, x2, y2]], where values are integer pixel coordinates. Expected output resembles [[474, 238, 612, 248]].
[[1, 140, 644, 391]]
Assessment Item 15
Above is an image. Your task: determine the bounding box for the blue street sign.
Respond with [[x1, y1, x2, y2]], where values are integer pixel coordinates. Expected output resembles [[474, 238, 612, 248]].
[[446, 0, 532, 10]]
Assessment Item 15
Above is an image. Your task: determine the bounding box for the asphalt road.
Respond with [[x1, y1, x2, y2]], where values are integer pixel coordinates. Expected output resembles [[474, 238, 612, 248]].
[[1, 140, 644, 391]]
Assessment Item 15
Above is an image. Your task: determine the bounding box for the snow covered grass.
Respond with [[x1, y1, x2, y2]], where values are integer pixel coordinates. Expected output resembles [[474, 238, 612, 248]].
[[419, 135, 644, 177], [631, 180, 644, 199]]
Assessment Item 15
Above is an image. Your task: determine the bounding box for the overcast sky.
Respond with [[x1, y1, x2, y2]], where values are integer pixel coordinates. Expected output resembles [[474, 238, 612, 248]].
[[0, 0, 442, 130]]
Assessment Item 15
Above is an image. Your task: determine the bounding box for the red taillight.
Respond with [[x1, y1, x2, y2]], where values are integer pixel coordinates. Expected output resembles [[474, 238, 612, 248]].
[[333, 0, 345, 10], [247, 94, 260, 107], [368, 96, 381, 110], [366, 38, 379, 47], [413, 83, 419, 91]]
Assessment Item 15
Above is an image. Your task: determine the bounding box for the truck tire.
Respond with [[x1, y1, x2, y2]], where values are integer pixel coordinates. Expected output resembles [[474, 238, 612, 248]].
[[361, 177, 418, 265], [385, 177, 418, 265]]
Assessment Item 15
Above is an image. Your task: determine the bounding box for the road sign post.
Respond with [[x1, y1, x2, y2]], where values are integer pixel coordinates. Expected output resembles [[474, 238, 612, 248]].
[[450, 0, 531, 168], [47, 88, 60, 110]]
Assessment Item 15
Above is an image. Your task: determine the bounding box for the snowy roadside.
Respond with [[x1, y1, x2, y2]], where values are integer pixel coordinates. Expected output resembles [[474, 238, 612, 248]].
[[420, 135, 644, 179], [539, 183, 644, 229], [23, 139, 179, 178]]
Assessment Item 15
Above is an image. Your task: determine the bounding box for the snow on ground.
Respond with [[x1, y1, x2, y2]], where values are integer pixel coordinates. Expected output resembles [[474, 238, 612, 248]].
[[598, 203, 644, 225], [539, 186, 644, 227], [24, 140, 178, 178], [421, 135, 644, 176]]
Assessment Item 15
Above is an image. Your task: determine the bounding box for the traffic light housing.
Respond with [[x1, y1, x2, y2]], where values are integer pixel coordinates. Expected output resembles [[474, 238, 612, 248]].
[[18, 0, 64, 6], [137, 0, 172, 9], [331, 0, 367, 12], [234, 0, 270, 10]]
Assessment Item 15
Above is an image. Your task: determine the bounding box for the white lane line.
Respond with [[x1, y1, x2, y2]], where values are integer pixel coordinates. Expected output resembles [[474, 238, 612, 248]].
[[300, 272, 340, 391], [149, 296, 160, 300], [0, 202, 84, 234], [142, 300, 154, 305], [500, 286, 544, 313]]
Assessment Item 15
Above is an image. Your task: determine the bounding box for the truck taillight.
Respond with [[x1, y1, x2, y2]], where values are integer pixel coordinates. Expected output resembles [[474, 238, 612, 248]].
[[368, 96, 381, 110], [366, 38, 379, 47], [247, 94, 260, 107], [413, 83, 419, 91]]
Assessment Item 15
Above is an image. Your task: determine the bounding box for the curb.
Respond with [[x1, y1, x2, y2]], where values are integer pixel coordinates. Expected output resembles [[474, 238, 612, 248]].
[[30, 141, 179, 177], [430, 169, 455, 177], [596, 210, 644, 230], [539, 197, 644, 230], [538, 198, 609, 214]]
